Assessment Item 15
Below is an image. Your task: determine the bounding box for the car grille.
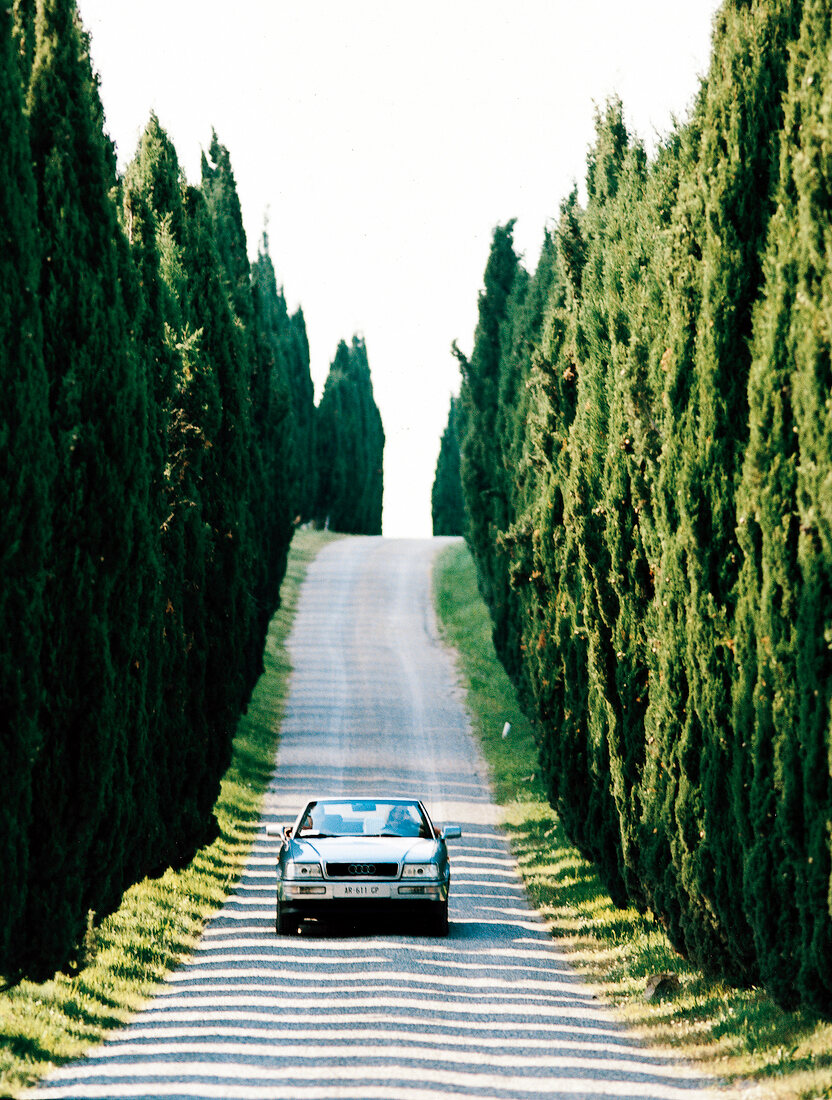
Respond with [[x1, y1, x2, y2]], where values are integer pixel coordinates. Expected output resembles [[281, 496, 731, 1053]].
[[326, 862, 398, 878]]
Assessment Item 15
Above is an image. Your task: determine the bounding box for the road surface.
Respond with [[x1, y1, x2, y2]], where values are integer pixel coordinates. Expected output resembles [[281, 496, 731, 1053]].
[[29, 537, 725, 1100]]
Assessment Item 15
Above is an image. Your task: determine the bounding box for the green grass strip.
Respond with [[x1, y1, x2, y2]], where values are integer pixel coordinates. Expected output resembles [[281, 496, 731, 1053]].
[[0, 529, 340, 1098], [434, 539, 832, 1100]]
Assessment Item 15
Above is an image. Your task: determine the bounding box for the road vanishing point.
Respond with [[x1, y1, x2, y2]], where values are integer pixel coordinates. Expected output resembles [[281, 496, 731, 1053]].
[[28, 537, 727, 1100]]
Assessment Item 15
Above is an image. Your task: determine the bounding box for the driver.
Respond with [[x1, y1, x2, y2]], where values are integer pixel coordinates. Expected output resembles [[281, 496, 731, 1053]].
[[384, 803, 421, 836]]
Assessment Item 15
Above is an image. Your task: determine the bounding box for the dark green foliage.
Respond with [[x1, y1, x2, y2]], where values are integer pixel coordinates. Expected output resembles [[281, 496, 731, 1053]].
[[180, 181, 251, 825], [452, 0, 832, 1016], [315, 336, 384, 535], [535, 102, 646, 907], [431, 395, 465, 536], [734, 0, 832, 1013], [458, 222, 537, 695], [201, 134, 291, 699], [457, 222, 520, 628], [120, 114, 222, 870], [640, 0, 803, 984], [1, 0, 324, 985], [247, 235, 294, 656], [10, 0, 35, 83], [18, 0, 156, 980], [0, 2, 51, 983], [251, 236, 317, 524]]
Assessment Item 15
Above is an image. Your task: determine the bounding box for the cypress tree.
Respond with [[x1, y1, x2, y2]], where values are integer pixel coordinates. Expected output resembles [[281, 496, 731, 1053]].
[[492, 229, 558, 707], [457, 222, 522, 669], [559, 101, 652, 904], [181, 181, 250, 830], [122, 114, 244, 868], [249, 233, 297, 630], [19, 0, 155, 979], [0, 0, 51, 983], [525, 110, 635, 904], [286, 306, 317, 521], [734, 0, 832, 1013], [251, 232, 314, 526], [515, 192, 607, 882], [315, 336, 384, 534], [595, 131, 683, 908], [202, 134, 280, 697], [431, 395, 465, 536], [120, 114, 200, 875]]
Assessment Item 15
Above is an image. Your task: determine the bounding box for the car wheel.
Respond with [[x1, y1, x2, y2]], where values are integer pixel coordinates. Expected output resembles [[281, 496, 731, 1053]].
[[275, 896, 298, 935], [428, 899, 449, 937]]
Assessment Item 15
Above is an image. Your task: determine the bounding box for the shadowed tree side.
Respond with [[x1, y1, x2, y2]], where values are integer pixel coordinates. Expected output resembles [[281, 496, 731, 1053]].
[[16, 0, 156, 981], [0, 1, 52, 984]]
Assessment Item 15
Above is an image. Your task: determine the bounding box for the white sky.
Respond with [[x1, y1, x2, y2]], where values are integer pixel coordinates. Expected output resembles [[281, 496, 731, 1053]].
[[76, 0, 722, 537]]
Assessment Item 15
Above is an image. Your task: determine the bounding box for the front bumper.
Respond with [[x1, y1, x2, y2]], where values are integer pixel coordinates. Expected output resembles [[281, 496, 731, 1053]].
[[279, 879, 448, 905]]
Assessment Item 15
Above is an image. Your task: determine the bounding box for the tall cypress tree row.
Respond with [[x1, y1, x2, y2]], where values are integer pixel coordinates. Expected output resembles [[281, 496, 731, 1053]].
[[640, 0, 803, 981], [431, 395, 465, 536], [0, 1, 52, 983], [18, 0, 155, 979], [734, 0, 832, 1013], [449, 0, 832, 1013], [315, 336, 384, 534]]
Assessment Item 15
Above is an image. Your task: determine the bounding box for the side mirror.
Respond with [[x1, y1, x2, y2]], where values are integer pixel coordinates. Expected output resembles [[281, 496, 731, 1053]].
[[441, 825, 462, 840]]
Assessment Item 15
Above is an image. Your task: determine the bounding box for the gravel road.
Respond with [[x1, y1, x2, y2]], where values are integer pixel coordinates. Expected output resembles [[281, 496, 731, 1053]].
[[28, 536, 726, 1100]]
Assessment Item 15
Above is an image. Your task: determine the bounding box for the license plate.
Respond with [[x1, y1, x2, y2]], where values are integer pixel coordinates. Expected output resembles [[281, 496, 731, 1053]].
[[332, 883, 391, 898]]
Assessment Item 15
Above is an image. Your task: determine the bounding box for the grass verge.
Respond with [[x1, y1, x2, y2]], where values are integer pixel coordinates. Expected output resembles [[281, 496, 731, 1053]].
[[434, 539, 832, 1100], [0, 529, 340, 1099]]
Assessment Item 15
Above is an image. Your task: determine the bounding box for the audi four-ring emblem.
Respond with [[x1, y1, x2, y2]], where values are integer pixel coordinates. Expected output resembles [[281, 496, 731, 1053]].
[[349, 864, 375, 875]]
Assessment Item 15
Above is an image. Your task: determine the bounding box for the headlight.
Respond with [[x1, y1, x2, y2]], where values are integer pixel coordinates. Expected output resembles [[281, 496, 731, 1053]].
[[402, 863, 439, 880], [284, 861, 323, 880]]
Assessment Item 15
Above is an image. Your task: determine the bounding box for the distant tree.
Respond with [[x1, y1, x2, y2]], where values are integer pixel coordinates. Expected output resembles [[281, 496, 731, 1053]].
[[431, 396, 465, 536], [316, 336, 384, 534]]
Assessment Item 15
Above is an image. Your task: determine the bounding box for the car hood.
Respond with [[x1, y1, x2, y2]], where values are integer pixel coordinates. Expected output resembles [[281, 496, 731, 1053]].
[[289, 836, 437, 863]]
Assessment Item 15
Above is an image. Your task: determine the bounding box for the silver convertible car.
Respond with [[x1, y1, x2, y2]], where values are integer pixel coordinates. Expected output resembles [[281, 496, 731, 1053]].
[[266, 797, 462, 936]]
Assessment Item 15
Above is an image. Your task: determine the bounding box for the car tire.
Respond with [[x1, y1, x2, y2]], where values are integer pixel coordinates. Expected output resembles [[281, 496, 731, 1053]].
[[429, 899, 449, 937], [275, 896, 298, 935]]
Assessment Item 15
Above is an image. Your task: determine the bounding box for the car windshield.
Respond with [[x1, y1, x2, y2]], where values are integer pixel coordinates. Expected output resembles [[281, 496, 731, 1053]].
[[297, 799, 433, 839]]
